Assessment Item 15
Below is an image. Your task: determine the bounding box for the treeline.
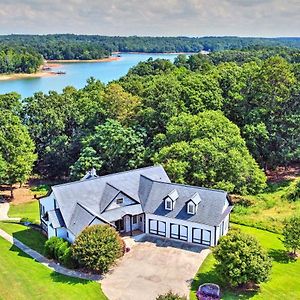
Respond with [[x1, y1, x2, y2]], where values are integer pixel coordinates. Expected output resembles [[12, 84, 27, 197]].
[[0, 35, 110, 60], [0, 47, 43, 74], [1, 47, 300, 197], [2, 34, 300, 56]]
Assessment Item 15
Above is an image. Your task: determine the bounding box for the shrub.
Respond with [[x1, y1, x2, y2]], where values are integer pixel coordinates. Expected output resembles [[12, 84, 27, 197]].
[[213, 229, 272, 287], [44, 237, 64, 258], [285, 178, 300, 201], [57, 241, 70, 261], [156, 291, 187, 300], [53, 239, 66, 260], [232, 204, 250, 215], [72, 224, 124, 273], [61, 247, 78, 269], [282, 216, 300, 256]]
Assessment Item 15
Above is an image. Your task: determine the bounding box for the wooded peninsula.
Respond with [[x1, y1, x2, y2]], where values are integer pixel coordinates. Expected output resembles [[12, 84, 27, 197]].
[[1, 34, 300, 74]]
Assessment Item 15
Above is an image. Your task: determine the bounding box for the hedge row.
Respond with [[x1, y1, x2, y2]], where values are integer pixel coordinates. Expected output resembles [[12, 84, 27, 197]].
[[44, 236, 78, 269]]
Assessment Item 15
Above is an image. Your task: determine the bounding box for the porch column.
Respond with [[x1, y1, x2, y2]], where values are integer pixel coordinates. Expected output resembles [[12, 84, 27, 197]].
[[130, 215, 133, 236]]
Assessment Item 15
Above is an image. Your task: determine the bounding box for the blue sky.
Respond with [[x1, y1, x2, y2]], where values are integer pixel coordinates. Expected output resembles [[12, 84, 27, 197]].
[[0, 0, 299, 36]]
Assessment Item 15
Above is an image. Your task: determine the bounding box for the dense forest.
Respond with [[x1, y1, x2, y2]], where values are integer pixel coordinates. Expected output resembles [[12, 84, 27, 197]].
[[1, 34, 300, 74], [0, 47, 299, 197], [2, 34, 300, 54], [0, 47, 43, 74]]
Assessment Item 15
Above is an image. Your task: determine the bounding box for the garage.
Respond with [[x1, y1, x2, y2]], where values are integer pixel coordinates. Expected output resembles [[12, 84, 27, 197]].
[[149, 219, 166, 236], [192, 228, 211, 246], [170, 223, 188, 241]]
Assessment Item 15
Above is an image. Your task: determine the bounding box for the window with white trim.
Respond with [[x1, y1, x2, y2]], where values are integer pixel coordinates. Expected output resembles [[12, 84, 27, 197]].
[[165, 198, 172, 210], [187, 202, 195, 214]]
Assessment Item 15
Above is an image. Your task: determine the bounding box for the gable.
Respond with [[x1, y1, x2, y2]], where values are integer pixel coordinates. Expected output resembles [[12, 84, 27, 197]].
[[52, 165, 170, 226], [104, 192, 137, 211]]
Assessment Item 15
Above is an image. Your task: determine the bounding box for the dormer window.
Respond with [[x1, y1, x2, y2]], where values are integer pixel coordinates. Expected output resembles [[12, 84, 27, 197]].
[[188, 202, 195, 214], [186, 192, 201, 215], [164, 189, 179, 211], [165, 198, 173, 210], [116, 197, 124, 204]]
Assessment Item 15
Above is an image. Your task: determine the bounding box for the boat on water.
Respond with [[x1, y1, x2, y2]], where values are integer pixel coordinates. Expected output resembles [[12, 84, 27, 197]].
[[55, 71, 66, 75]]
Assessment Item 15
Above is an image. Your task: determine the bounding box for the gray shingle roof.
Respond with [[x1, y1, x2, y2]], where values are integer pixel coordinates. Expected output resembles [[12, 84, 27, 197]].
[[49, 165, 231, 233], [101, 204, 144, 222], [142, 180, 230, 226], [48, 209, 65, 229], [52, 165, 170, 230]]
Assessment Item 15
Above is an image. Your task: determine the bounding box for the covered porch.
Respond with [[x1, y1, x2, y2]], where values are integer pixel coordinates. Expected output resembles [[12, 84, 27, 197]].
[[101, 204, 145, 236]]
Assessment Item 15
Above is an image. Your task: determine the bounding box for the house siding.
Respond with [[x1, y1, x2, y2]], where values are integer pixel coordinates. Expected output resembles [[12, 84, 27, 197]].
[[105, 192, 136, 211], [40, 193, 55, 212], [145, 213, 220, 246]]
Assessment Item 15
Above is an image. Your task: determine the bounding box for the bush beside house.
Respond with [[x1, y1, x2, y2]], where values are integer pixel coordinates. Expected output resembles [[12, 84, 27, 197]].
[[213, 229, 272, 288], [72, 224, 125, 273], [44, 236, 78, 269]]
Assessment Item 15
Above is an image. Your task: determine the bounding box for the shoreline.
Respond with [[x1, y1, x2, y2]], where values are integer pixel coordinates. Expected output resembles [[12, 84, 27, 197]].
[[112, 51, 197, 55], [0, 71, 58, 81], [0, 56, 120, 81]]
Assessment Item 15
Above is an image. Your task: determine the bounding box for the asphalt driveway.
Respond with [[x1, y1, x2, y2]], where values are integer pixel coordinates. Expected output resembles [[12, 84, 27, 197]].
[[101, 235, 210, 300]]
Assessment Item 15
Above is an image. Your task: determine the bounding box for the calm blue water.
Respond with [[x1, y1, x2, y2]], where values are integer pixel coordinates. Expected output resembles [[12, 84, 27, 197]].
[[0, 53, 178, 99]]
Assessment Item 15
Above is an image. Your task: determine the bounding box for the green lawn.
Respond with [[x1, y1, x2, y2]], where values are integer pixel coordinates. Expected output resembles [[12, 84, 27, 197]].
[[8, 200, 40, 223], [0, 221, 46, 254], [0, 237, 107, 300], [190, 224, 300, 300]]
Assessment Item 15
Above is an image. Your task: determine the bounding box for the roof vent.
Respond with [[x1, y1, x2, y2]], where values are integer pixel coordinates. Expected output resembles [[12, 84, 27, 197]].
[[81, 168, 98, 181]]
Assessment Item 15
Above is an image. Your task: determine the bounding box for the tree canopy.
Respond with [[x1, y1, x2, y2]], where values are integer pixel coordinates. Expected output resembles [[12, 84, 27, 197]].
[[153, 111, 266, 194], [0, 106, 36, 197]]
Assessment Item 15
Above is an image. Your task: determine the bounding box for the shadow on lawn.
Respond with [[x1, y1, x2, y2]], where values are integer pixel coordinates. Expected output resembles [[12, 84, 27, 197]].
[[191, 268, 258, 300], [50, 272, 91, 285], [11, 227, 47, 254], [268, 248, 296, 264], [9, 244, 32, 259]]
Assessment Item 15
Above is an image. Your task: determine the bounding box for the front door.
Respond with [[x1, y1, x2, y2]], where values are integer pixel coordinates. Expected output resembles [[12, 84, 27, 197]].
[[115, 219, 124, 232]]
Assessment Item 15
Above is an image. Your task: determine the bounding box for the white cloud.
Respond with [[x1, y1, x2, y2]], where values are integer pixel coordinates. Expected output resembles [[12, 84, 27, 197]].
[[0, 0, 299, 36]]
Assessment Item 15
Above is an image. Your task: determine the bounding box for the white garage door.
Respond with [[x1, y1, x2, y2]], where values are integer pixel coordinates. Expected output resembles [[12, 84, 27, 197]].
[[170, 223, 188, 241], [149, 219, 166, 236], [192, 228, 211, 246]]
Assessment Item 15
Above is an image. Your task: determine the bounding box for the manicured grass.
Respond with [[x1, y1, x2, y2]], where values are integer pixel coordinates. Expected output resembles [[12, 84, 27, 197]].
[[231, 178, 300, 233], [0, 237, 107, 300], [190, 225, 300, 300], [8, 200, 40, 223], [0, 221, 46, 254]]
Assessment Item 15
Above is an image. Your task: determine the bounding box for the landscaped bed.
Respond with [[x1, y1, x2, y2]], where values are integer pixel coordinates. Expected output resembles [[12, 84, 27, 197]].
[[0, 236, 107, 300], [190, 224, 300, 299]]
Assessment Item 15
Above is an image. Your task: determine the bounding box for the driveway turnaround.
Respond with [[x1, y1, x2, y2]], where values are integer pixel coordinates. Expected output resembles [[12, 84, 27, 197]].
[[102, 236, 210, 300]]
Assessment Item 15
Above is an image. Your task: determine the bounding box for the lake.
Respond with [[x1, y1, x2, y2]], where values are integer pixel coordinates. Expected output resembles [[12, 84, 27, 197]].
[[0, 53, 179, 99]]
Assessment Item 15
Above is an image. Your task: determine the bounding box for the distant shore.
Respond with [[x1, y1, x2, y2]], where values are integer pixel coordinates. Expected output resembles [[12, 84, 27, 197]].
[[47, 56, 121, 63], [112, 51, 198, 55]]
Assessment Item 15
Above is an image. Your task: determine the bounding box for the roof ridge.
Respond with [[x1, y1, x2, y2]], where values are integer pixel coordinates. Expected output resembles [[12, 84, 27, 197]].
[[52, 165, 164, 189], [150, 179, 227, 193]]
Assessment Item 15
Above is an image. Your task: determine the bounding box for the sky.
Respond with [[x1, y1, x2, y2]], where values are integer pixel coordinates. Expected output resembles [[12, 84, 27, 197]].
[[0, 0, 299, 37]]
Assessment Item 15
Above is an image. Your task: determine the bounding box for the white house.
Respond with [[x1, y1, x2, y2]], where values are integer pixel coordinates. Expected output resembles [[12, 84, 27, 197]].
[[39, 165, 233, 246]]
